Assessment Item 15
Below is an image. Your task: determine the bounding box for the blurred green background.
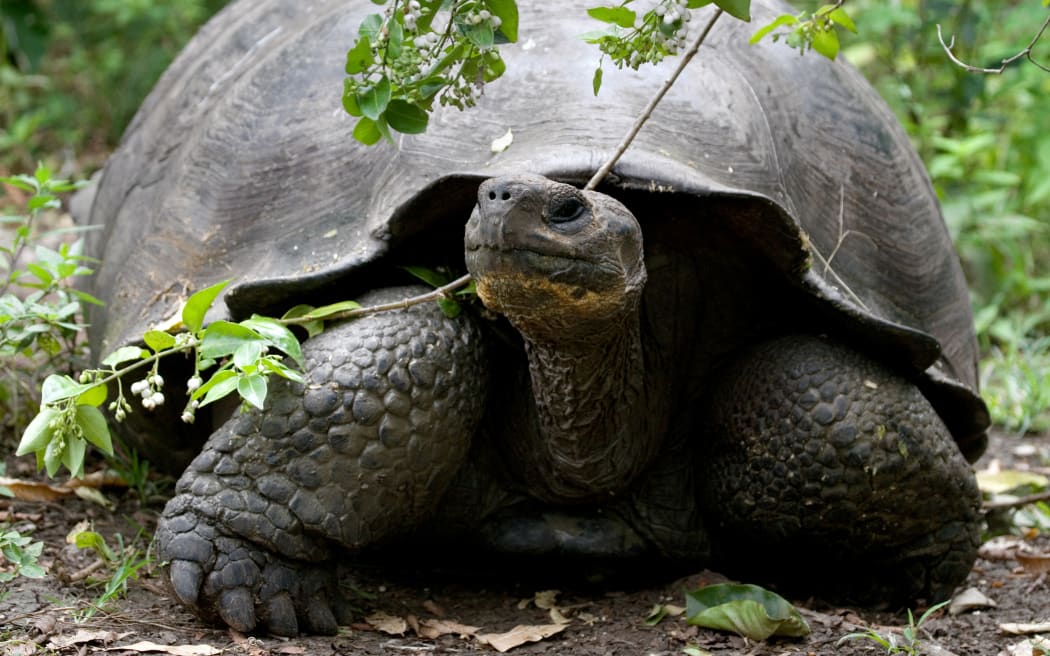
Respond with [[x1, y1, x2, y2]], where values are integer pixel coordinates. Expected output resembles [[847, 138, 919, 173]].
[[1, 0, 1047, 432]]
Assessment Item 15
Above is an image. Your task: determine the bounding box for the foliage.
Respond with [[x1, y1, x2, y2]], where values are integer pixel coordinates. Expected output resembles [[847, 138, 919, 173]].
[[343, 0, 854, 140], [67, 524, 152, 621], [837, 600, 950, 654], [342, 0, 519, 143], [0, 510, 46, 587], [16, 280, 310, 478], [0, 165, 94, 439], [684, 583, 810, 640], [836, 0, 1050, 432], [0, 0, 227, 171]]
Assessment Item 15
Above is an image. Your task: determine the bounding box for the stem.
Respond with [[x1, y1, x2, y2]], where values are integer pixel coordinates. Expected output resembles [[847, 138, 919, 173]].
[[983, 489, 1050, 513], [585, 8, 724, 191], [279, 273, 474, 326]]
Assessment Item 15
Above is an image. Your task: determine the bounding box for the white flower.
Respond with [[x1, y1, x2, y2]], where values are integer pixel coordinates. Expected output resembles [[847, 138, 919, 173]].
[[491, 15, 501, 29], [186, 375, 202, 392], [130, 380, 146, 395], [142, 398, 156, 411], [181, 411, 195, 424], [151, 392, 165, 407]]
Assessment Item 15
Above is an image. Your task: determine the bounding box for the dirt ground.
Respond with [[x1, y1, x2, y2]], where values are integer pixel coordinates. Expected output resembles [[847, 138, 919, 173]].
[[1, 430, 1048, 656]]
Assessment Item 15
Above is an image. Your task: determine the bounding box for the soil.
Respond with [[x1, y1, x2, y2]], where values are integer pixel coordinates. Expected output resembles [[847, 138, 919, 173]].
[[1, 430, 1048, 656]]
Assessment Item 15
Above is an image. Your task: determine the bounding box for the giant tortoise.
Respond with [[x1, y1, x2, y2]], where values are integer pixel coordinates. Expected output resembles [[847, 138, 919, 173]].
[[83, 0, 989, 636]]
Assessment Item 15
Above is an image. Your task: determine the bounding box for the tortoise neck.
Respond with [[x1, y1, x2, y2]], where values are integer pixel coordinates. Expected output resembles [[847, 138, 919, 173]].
[[516, 309, 660, 502]]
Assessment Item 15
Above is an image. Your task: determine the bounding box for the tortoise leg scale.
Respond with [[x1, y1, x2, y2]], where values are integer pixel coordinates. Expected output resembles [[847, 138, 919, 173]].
[[155, 286, 488, 635], [699, 334, 981, 603]]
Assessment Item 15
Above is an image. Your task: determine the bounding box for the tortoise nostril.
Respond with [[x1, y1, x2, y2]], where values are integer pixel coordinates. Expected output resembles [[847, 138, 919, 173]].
[[488, 191, 496, 201], [501, 191, 511, 201]]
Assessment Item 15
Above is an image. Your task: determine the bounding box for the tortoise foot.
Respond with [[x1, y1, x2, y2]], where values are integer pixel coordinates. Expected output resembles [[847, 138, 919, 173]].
[[158, 496, 349, 636]]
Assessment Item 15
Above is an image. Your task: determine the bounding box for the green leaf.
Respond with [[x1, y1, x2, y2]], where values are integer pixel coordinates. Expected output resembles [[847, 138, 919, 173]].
[[827, 7, 856, 32], [296, 300, 362, 320], [260, 358, 307, 384], [592, 66, 603, 96], [101, 345, 148, 367], [199, 320, 265, 360], [385, 99, 429, 135], [43, 435, 64, 478], [437, 298, 461, 318], [685, 583, 810, 640], [977, 469, 1049, 494], [41, 374, 82, 404], [76, 405, 113, 455], [242, 315, 304, 367], [194, 370, 239, 407], [233, 340, 265, 369], [16, 408, 59, 456], [281, 304, 325, 338], [359, 13, 383, 42], [587, 6, 636, 29], [460, 21, 495, 48], [811, 27, 839, 59], [344, 36, 373, 75], [237, 374, 268, 410], [183, 280, 231, 334], [404, 265, 450, 288], [353, 117, 383, 145], [143, 329, 176, 353], [387, 17, 404, 58], [61, 437, 87, 479], [358, 76, 392, 121], [713, 0, 751, 21], [487, 0, 519, 41], [75, 384, 107, 408], [750, 14, 797, 44]]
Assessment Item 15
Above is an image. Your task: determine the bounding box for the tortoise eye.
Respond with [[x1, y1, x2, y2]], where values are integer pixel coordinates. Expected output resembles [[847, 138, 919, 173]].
[[549, 197, 585, 224]]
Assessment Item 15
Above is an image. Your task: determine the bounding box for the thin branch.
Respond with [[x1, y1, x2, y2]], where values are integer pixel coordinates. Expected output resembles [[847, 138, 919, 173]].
[[280, 273, 474, 325], [585, 9, 724, 191], [936, 13, 1050, 74], [983, 489, 1050, 513]]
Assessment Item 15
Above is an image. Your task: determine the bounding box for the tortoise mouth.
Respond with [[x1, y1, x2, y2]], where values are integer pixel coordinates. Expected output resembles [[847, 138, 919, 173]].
[[465, 243, 623, 293]]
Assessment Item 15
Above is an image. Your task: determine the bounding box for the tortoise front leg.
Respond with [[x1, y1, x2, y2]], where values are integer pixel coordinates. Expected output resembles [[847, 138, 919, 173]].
[[155, 286, 488, 635], [699, 334, 981, 604]]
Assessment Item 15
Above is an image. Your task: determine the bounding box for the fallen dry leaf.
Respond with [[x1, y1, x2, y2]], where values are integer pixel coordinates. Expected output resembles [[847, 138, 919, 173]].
[[0, 471, 125, 503], [105, 641, 222, 656], [1001, 636, 1050, 656], [979, 536, 1029, 561], [949, 587, 998, 615], [1016, 552, 1050, 575], [48, 629, 127, 649], [1001, 622, 1050, 635], [274, 646, 307, 654], [422, 599, 445, 617], [366, 611, 408, 636], [416, 619, 481, 639], [475, 623, 568, 652]]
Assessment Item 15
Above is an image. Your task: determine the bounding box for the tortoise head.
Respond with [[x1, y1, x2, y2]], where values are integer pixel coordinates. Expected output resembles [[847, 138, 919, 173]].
[[464, 174, 646, 342]]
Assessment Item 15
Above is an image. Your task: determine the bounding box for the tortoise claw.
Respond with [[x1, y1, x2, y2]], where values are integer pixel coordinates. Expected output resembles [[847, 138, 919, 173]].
[[218, 587, 257, 633]]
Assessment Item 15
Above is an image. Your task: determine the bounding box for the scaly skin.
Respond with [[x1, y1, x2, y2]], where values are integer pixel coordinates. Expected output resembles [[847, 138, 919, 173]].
[[155, 287, 487, 635], [699, 334, 981, 603]]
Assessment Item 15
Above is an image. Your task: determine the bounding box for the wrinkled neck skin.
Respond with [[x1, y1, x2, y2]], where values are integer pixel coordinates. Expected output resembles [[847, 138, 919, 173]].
[[510, 301, 661, 504]]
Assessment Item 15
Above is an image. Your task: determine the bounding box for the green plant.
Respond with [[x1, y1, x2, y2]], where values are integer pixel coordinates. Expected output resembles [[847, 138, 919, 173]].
[[0, 0, 228, 170], [68, 526, 152, 621], [342, 1, 853, 142], [838, 0, 1050, 433], [837, 600, 950, 654], [0, 527, 46, 586], [1, 165, 94, 439]]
